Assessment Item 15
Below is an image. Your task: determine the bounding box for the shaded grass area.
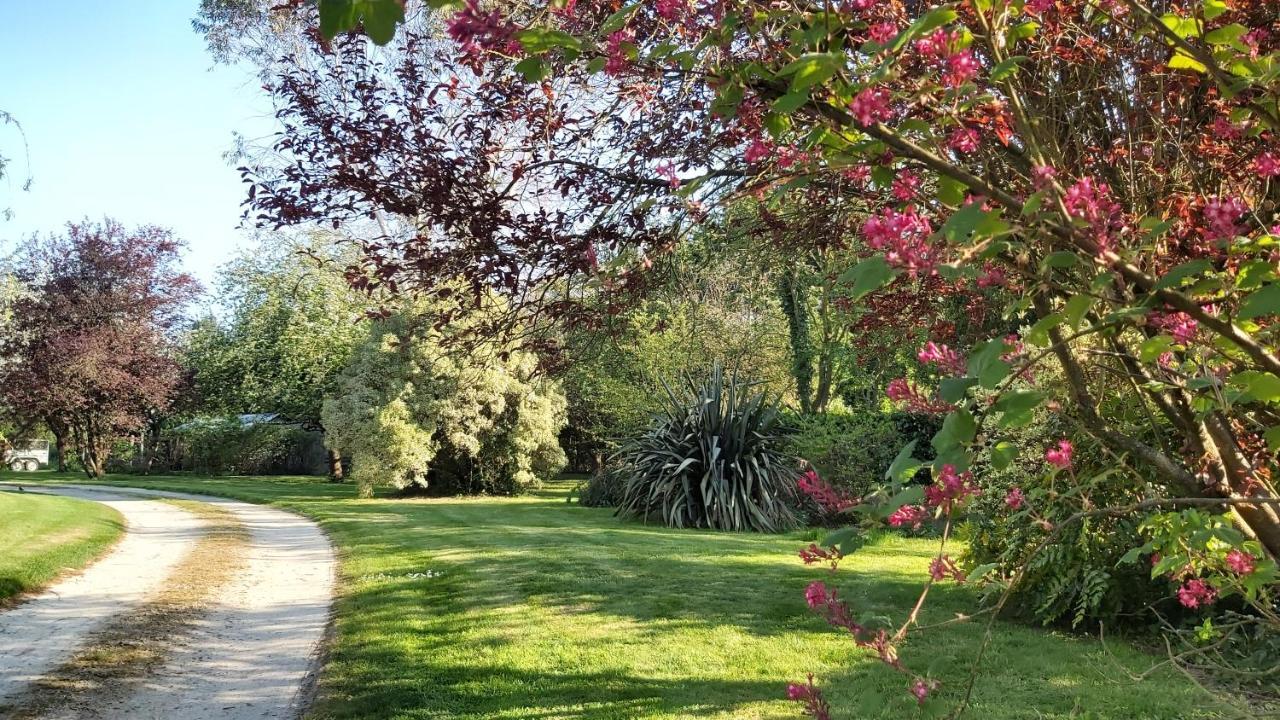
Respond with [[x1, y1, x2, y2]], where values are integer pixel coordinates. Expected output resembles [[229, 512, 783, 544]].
[[0, 488, 124, 603], [14, 471, 1233, 719]]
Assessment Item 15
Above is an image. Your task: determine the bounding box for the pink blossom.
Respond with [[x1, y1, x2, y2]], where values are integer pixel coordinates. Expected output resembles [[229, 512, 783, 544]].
[[849, 86, 893, 127], [1253, 153, 1280, 178], [785, 674, 833, 720], [656, 161, 680, 189], [447, 1, 517, 60], [1157, 351, 1177, 369], [1225, 549, 1256, 575], [841, 165, 870, 185], [886, 378, 953, 414], [1063, 176, 1122, 251], [944, 50, 981, 86], [744, 138, 774, 164], [892, 170, 921, 201], [888, 504, 928, 530], [799, 543, 845, 570], [1150, 311, 1198, 345], [1026, 0, 1054, 14], [1177, 578, 1218, 609], [928, 554, 966, 583], [1031, 164, 1057, 189], [868, 22, 898, 44], [798, 470, 859, 514], [911, 678, 940, 706], [976, 263, 1007, 288], [1005, 487, 1025, 510], [654, 0, 687, 21], [777, 145, 810, 170], [861, 206, 938, 277], [805, 580, 830, 609], [604, 30, 633, 75], [1044, 439, 1073, 469], [1211, 117, 1242, 140], [914, 29, 954, 58], [948, 127, 980, 154], [917, 341, 966, 375], [1203, 196, 1247, 241], [925, 464, 979, 510], [845, 0, 875, 10]]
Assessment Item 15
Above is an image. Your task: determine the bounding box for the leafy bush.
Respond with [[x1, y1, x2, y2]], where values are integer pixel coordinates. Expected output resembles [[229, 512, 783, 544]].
[[321, 305, 568, 497], [963, 410, 1165, 628], [574, 466, 628, 508], [615, 366, 799, 532], [167, 418, 324, 475], [782, 405, 902, 501]]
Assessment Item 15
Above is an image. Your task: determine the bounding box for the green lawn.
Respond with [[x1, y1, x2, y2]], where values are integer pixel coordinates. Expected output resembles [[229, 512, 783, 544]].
[[15, 471, 1236, 719], [0, 488, 125, 603]]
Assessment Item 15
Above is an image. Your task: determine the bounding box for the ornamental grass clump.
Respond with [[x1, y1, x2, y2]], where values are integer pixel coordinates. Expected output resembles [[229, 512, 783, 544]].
[[615, 365, 799, 533]]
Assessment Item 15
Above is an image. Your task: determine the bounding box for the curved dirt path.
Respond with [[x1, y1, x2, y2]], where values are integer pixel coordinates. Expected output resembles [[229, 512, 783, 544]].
[[0, 484, 335, 720]]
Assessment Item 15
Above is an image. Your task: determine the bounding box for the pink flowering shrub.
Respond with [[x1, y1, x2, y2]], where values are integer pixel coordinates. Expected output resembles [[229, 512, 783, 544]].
[[311, 0, 1280, 713]]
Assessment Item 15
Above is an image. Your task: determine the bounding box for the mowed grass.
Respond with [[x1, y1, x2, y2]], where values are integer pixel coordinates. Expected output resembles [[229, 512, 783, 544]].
[[17, 471, 1236, 719], [0, 488, 124, 603]]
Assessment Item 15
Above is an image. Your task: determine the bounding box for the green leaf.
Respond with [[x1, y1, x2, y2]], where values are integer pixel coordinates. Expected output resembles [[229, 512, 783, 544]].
[[989, 55, 1027, 83], [1169, 49, 1207, 73], [1205, 23, 1248, 48], [516, 28, 583, 53], [885, 441, 922, 482], [990, 441, 1017, 471], [993, 390, 1044, 428], [1265, 426, 1280, 453], [356, 0, 407, 45], [771, 90, 809, 114], [1228, 371, 1280, 404], [1006, 21, 1038, 43], [1239, 283, 1280, 319], [936, 175, 967, 207], [585, 56, 607, 74], [1160, 13, 1203, 39], [780, 53, 841, 92], [1025, 313, 1063, 347], [318, 0, 357, 39], [968, 562, 1000, 583], [514, 57, 550, 82], [822, 527, 866, 554], [317, 0, 405, 44], [939, 202, 1007, 244], [600, 3, 639, 33], [1155, 259, 1213, 290], [939, 376, 978, 403], [932, 408, 977, 454], [1236, 260, 1277, 290], [1042, 251, 1078, 269], [838, 255, 897, 302], [1064, 294, 1094, 329], [1138, 335, 1175, 362], [1203, 0, 1229, 20], [967, 338, 1011, 389]]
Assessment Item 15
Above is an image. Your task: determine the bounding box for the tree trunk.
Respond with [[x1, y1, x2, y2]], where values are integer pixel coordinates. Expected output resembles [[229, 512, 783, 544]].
[[327, 447, 344, 482], [777, 269, 815, 413], [49, 421, 68, 473]]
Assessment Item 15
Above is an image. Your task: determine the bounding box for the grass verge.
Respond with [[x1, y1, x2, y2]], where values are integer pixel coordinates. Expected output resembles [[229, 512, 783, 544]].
[[0, 488, 124, 604], [14, 471, 1240, 720]]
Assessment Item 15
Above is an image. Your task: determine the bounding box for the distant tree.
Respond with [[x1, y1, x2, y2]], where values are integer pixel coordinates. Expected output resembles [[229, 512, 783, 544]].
[[185, 234, 369, 478], [0, 220, 197, 477], [323, 296, 567, 497], [0, 109, 32, 222]]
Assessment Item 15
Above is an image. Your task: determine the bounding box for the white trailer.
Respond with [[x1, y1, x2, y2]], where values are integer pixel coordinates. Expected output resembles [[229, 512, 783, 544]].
[[4, 440, 48, 471]]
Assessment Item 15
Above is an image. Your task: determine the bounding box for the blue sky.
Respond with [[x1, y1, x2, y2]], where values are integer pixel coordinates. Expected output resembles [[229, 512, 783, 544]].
[[0, 0, 275, 288]]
